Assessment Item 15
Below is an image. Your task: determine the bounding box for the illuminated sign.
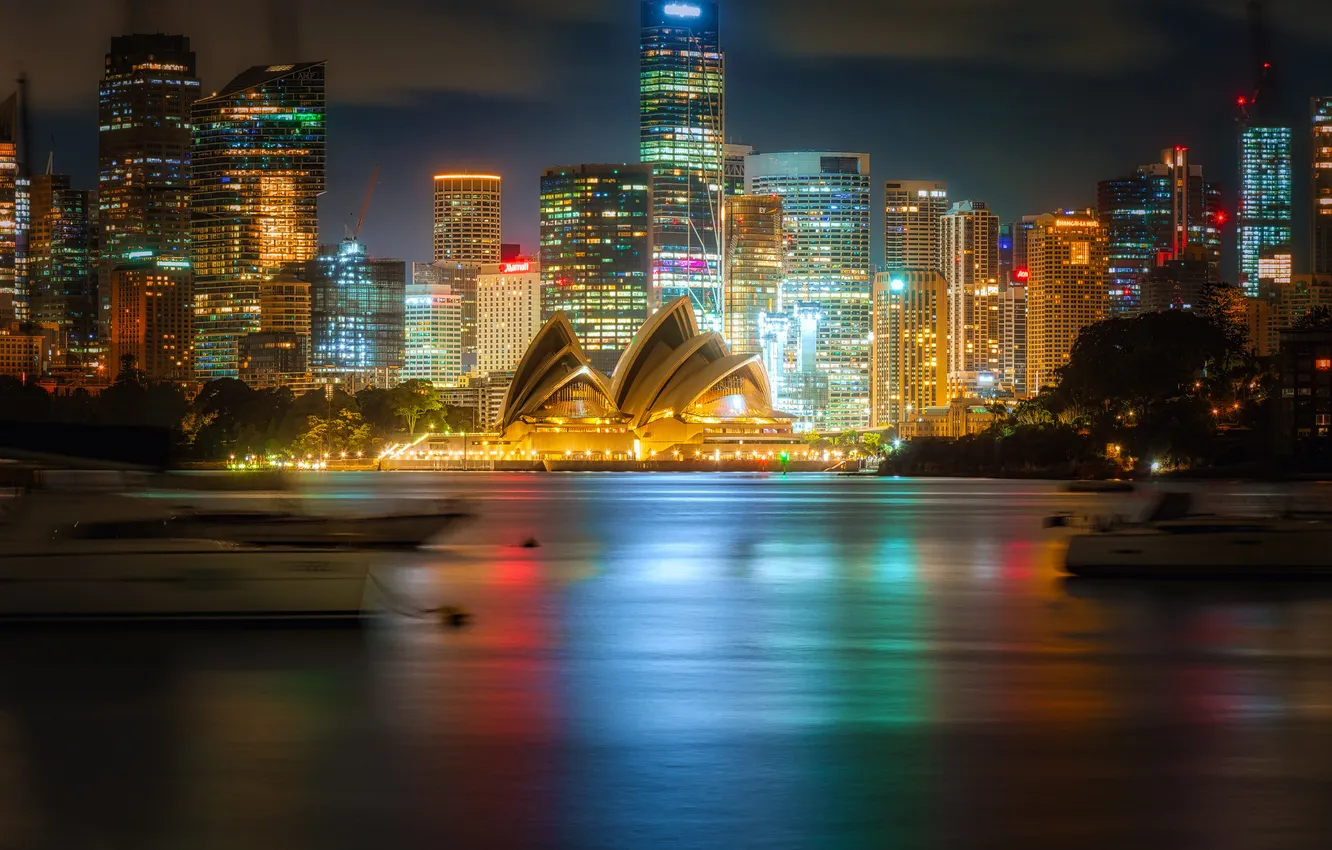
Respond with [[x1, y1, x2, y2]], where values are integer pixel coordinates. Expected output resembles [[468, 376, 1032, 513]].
[[663, 3, 702, 17], [889, 278, 905, 292], [1014, 268, 1030, 282], [126, 249, 154, 260], [1054, 219, 1098, 228], [499, 262, 531, 274]]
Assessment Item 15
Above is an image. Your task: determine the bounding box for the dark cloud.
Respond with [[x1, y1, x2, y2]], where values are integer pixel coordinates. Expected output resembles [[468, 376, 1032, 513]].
[[5, 0, 1332, 273]]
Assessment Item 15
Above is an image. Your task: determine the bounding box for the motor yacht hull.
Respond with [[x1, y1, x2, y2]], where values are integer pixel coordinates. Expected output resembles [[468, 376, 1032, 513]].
[[1065, 526, 1332, 579], [0, 541, 384, 621], [179, 511, 467, 549]]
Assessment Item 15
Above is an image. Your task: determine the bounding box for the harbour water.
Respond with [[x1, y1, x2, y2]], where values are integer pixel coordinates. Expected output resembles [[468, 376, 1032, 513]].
[[5, 474, 1332, 848]]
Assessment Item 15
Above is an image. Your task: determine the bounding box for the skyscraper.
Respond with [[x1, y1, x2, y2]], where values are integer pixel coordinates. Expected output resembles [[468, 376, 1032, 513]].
[[884, 180, 947, 272], [1098, 147, 1222, 313], [723, 194, 783, 356], [1026, 211, 1109, 392], [640, 0, 724, 331], [1313, 97, 1332, 275], [477, 260, 543, 376], [27, 173, 98, 366], [540, 164, 653, 373], [747, 151, 872, 431], [404, 264, 463, 387], [1238, 126, 1292, 294], [432, 174, 501, 264], [724, 143, 753, 197], [190, 62, 325, 380], [0, 93, 19, 324], [100, 35, 199, 373], [871, 270, 948, 430], [99, 35, 198, 265], [998, 286, 1028, 398], [940, 200, 1000, 394], [309, 239, 406, 388]]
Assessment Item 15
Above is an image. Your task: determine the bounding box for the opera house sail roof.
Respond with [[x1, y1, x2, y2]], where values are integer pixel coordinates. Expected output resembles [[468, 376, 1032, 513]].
[[500, 297, 789, 433]]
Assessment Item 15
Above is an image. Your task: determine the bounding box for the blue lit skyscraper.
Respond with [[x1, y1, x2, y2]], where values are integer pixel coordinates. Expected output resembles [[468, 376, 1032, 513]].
[[310, 238, 406, 388], [1238, 126, 1292, 294], [640, 0, 724, 330], [747, 151, 872, 432]]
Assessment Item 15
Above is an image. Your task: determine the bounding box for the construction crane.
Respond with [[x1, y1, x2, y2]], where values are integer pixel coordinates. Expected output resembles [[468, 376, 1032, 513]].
[[352, 163, 380, 241], [1236, 0, 1273, 126]]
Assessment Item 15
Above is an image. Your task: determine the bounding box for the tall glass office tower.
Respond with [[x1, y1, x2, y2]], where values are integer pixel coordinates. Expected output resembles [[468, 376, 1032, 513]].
[[540, 164, 653, 373], [1098, 147, 1222, 313], [1238, 126, 1292, 295], [190, 62, 325, 380], [309, 238, 406, 387], [747, 151, 872, 432], [640, 0, 724, 331]]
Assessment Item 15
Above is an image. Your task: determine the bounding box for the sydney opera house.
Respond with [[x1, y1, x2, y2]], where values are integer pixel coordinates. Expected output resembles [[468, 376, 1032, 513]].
[[485, 297, 801, 460]]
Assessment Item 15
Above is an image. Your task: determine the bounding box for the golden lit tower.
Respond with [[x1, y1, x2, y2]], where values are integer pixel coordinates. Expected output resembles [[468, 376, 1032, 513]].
[[723, 194, 783, 356], [872, 270, 949, 430], [433, 174, 501, 265], [190, 62, 325, 380], [1026, 211, 1109, 393]]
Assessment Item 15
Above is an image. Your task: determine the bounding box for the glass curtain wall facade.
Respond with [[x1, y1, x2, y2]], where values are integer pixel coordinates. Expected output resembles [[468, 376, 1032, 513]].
[[404, 278, 462, 387], [310, 239, 405, 387], [1098, 148, 1222, 314], [540, 164, 653, 374], [640, 0, 724, 331], [190, 62, 325, 380], [723, 194, 783, 356], [1238, 126, 1293, 295], [27, 174, 97, 366], [747, 151, 872, 431]]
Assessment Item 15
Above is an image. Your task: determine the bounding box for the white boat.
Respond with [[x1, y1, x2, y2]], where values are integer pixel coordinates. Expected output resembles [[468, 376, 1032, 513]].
[[0, 488, 439, 621], [1061, 492, 1332, 579]]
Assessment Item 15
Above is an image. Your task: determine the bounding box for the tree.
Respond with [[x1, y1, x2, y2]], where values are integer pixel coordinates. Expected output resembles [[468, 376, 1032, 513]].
[[1293, 305, 1332, 331], [289, 410, 377, 459], [388, 380, 442, 434]]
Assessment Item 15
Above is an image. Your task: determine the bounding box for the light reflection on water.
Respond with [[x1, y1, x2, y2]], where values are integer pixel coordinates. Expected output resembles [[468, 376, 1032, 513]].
[[5, 474, 1332, 848]]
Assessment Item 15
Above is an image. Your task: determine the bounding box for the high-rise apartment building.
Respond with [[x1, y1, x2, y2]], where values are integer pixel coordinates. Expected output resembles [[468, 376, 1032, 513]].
[[190, 62, 325, 380], [747, 151, 872, 431], [100, 35, 199, 372], [403, 262, 464, 387], [884, 181, 947, 272], [477, 260, 543, 376], [998, 286, 1028, 398], [308, 239, 405, 388], [1238, 127, 1293, 295], [940, 200, 1000, 394], [641, 0, 724, 331], [540, 164, 653, 373], [871, 270, 948, 430], [1098, 147, 1222, 314], [1313, 97, 1332, 275], [1026, 211, 1109, 392], [432, 174, 501, 265], [108, 256, 193, 379], [27, 173, 98, 366], [1009, 214, 1041, 285], [723, 194, 782, 356]]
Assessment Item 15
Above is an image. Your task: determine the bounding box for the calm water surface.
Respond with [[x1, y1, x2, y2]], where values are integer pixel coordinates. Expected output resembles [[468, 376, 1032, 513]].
[[4, 474, 1332, 849]]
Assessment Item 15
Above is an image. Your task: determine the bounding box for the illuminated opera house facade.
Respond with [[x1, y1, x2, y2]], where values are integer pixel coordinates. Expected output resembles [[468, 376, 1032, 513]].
[[484, 297, 801, 460]]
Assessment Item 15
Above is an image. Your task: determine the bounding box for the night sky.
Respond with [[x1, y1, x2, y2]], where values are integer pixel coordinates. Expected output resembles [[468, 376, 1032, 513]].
[[5, 0, 1332, 273]]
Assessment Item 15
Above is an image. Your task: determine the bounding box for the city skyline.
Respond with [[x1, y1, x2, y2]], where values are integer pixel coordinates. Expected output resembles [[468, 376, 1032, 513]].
[[9, 1, 1331, 274]]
